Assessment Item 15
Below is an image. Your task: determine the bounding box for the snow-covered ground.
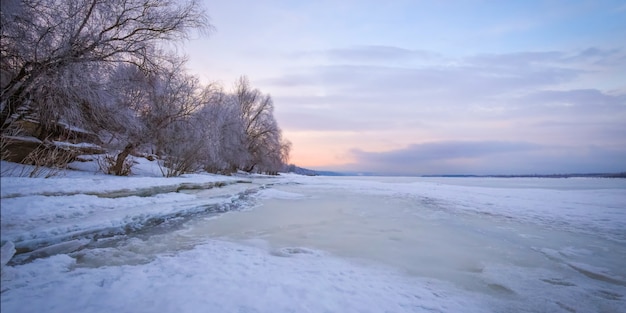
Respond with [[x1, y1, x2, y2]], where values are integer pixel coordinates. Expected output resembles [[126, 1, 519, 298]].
[[1, 159, 625, 312], [0, 158, 253, 258]]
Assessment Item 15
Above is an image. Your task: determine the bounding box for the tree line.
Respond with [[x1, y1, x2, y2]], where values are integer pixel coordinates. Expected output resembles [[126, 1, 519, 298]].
[[0, 0, 291, 176]]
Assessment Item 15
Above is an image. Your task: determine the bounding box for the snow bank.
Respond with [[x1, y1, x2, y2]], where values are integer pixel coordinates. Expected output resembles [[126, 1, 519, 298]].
[[0, 174, 240, 198], [0, 186, 256, 254], [0, 239, 491, 313], [1, 160, 258, 255]]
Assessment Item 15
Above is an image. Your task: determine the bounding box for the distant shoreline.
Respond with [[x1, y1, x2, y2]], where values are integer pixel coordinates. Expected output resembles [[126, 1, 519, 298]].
[[420, 173, 626, 178], [303, 171, 626, 178], [285, 164, 626, 178]]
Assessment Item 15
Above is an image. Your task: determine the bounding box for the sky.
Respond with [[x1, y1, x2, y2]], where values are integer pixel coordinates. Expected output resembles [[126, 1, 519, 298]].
[[183, 0, 626, 175]]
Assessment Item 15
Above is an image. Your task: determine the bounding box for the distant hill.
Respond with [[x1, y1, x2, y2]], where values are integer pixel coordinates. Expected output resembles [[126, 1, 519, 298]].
[[282, 164, 346, 176]]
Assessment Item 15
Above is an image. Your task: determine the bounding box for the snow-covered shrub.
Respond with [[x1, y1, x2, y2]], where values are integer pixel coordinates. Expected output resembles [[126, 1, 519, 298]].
[[19, 145, 75, 178], [0, 136, 11, 163], [97, 154, 134, 176]]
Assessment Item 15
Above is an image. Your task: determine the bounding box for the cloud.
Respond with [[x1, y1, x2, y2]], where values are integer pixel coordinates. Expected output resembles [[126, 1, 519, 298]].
[[466, 48, 625, 68], [267, 47, 625, 138], [565, 47, 626, 66], [276, 107, 400, 131], [467, 51, 565, 67], [351, 141, 541, 162], [271, 47, 625, 93], [267, 62, 580, 131], [341, 141, 626, 175], [520, 88, 626, 108], [267, 49, 586, 96], [264, 46, 626, 173], [269, 64, 568, 92]]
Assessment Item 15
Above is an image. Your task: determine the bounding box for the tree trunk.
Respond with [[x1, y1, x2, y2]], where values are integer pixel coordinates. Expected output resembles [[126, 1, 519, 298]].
[[111, 143, 134, 175], [244, 163, 256, 173]]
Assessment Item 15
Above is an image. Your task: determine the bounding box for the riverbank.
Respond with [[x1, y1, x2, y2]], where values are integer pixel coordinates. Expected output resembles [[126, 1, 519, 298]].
[[2, 159, 625, 313], [1, 158, 484, 313]]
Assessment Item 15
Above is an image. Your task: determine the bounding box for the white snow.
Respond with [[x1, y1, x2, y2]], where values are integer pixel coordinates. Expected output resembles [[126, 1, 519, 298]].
[[0, 181, 256, 254], [1, 160, 625, 313], [254, 188, 306, 200], [0, 240, 493, 313], [1, 135, 42, 144], [0, 170, 240, 199], [0, 241, 15, 270], [52, 141, 101, 149], [1, 157, 253, 255], [280, 176, 626, 243]]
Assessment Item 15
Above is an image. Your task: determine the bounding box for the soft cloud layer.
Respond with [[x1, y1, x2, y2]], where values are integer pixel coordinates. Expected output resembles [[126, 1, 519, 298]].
[[342, 141, 626, 175], [270, 49, 625, 147], [186, 1, 626, 174]]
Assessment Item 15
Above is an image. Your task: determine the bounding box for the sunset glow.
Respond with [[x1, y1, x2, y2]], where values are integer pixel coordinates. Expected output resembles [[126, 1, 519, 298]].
[[184, 0, 626, 175]]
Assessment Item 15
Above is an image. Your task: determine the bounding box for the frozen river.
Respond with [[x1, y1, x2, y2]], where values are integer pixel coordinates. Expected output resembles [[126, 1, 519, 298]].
[[2, 175, 625, 313], [187, 176, 626, 312]]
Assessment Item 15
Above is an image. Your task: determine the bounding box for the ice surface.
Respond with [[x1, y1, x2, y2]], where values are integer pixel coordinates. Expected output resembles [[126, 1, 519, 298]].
[[254, 188, 306, 200], [191, 176, 626, 312], [1, 241, 15, 269], [280, 176, 626, 243], [1, 161, 625, 313], [1, 239, 494, 313]]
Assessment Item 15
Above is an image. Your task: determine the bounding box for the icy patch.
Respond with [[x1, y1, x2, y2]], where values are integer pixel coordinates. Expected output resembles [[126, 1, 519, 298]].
[[0, 240, 493, 313], [535, 248, 626, 287], [1, 241, 16, 270], [287, 176, 626, 243], [566, 262, 626, 287], [254, 188, 306, 200], [479, 263, 626, 313], [270, 246, 322, 257], [12, 239, 90, 264]]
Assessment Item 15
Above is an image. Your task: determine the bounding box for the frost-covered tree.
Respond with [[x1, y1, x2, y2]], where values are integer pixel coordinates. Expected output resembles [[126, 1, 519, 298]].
[[178, 78, 291, 176], [193, 88, 246, 174], [0, 0, 209, 133], [232, 76, 291, 174], [0, 0, 292, 177], [103, 59, 206, 175]]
